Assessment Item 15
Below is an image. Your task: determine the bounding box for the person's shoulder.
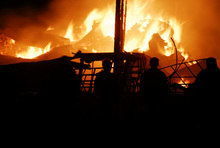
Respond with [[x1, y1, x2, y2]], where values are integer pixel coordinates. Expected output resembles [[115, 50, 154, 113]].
[[142, 69, 150, 77], [195, 69, 208, 82], [95, 70, 104, 78], [158, 69, 166, 75], [96, 70, 104, 75], [143, 69, 151, 74], [197, 69, 209, 76]]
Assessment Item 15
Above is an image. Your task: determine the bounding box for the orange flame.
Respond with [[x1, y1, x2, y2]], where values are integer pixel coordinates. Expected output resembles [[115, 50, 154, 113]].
[[65, 21, 74, 42], [92, 48, 97, 53], [10, 39, 15, 44], [178, 78, 190, 88], [15, 1, 189, 60], [62, 1, 188, 59], [80, 8, 115, 39], [16, 42, 51, 59]]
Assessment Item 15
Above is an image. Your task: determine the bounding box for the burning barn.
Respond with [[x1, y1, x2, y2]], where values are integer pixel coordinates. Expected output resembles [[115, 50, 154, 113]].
[[0, 0, 220, 97]]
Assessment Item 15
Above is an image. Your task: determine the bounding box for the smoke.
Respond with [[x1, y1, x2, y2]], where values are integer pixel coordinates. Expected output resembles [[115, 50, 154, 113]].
[[0, 0, 220, 60], [149, 0, 220, 59], [0, 0, 54, 47], [0, 0, 115, 45], [47, 0, 114, 26], [0, 0, 52, 28]]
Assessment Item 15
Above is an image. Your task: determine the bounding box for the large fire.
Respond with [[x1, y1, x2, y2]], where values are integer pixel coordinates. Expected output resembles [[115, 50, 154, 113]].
[[63, 0, 188, 59], [16, 42, 51, 59], [1, 0, 189, 62]]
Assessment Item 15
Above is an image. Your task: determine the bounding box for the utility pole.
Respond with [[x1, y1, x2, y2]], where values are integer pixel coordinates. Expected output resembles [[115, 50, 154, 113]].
[[114, 0, 127, 75]]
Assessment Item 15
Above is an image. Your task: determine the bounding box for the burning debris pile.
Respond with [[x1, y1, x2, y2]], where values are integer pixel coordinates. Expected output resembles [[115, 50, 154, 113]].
[[0, 28, 72, 59], [0, 0, 219, 78], [0, 10, 191, 67]]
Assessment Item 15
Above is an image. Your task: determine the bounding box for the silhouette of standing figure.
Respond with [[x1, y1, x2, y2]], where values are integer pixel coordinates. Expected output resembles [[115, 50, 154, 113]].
[[140, 57, 169, 125], [195, 57, 220, 98], [194, 57, 220, 129], [94, 59, 119, 121], [140, 57, 169, 106]]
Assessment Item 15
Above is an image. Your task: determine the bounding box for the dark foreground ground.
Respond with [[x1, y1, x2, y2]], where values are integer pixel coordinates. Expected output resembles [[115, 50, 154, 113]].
[[1, 91, 215, 135]]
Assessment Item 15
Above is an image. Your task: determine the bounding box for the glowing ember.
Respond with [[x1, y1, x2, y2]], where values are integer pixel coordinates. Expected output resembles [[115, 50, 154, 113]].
[[10, 39, 15, 44], [92, 48, 97, 53], [178, 78, 190, 88], [16, 42, 51, 59], [178, 47, 188, 60], [47, 26, 55, 31], [188, 60, 197, 66]]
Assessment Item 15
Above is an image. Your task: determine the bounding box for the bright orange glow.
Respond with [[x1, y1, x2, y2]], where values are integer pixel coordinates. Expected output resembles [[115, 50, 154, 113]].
[[14, 0, 189, 61], [178, 47, 188, 60], [92, 48, 97, 53], [81, 8, 115, 38], [100, 9, 115, 37], [188, 60, 197, 65], [10, 39, 15, 44], [164, 46, 173, 57], [83, 9, 102, 36], [178, 78, 190, 88], [47, 26, 54, 31], [124, 38, 139, 52], [65, 21, 74, 42], [16, 42, 51, 59], [60, 0, 188, 59], [125, 15, 185, 56]]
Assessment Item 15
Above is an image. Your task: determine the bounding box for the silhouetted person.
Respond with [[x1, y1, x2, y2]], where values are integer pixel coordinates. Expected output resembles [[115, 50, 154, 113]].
[[141, 57, 169, 105], [49, 57, 80, 100], [140, 57, 169, 124], [47, 57, 80, 120], [195, 57, 220, 97], [194, 57, 220, 129], [94, 59, 119, 120]]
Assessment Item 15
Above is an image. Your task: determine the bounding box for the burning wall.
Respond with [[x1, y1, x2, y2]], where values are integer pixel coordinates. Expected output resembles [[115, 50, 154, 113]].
[[0, 0, 220, 65]]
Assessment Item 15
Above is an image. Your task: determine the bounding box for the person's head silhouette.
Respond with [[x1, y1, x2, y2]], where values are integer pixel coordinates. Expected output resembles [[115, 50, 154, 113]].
[[150, 57, 159, 69], [102, 59, 112, 72], [206, 57, 218, 69]]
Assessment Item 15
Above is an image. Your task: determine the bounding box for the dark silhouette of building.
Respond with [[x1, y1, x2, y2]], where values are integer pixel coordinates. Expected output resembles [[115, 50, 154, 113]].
[[0, 56, 81, 122], [94, 59, 119, 120]]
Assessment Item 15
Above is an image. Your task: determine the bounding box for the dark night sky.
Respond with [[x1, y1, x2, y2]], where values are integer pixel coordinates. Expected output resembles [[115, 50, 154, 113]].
[[0, 0, 52, 9], [0, 0, 113, 29], [0, 0, 52, 28]]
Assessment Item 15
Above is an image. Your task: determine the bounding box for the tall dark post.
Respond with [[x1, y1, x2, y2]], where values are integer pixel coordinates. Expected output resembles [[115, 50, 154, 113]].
[[114, 0, 126, 74], [114, 0, 121, 54]]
